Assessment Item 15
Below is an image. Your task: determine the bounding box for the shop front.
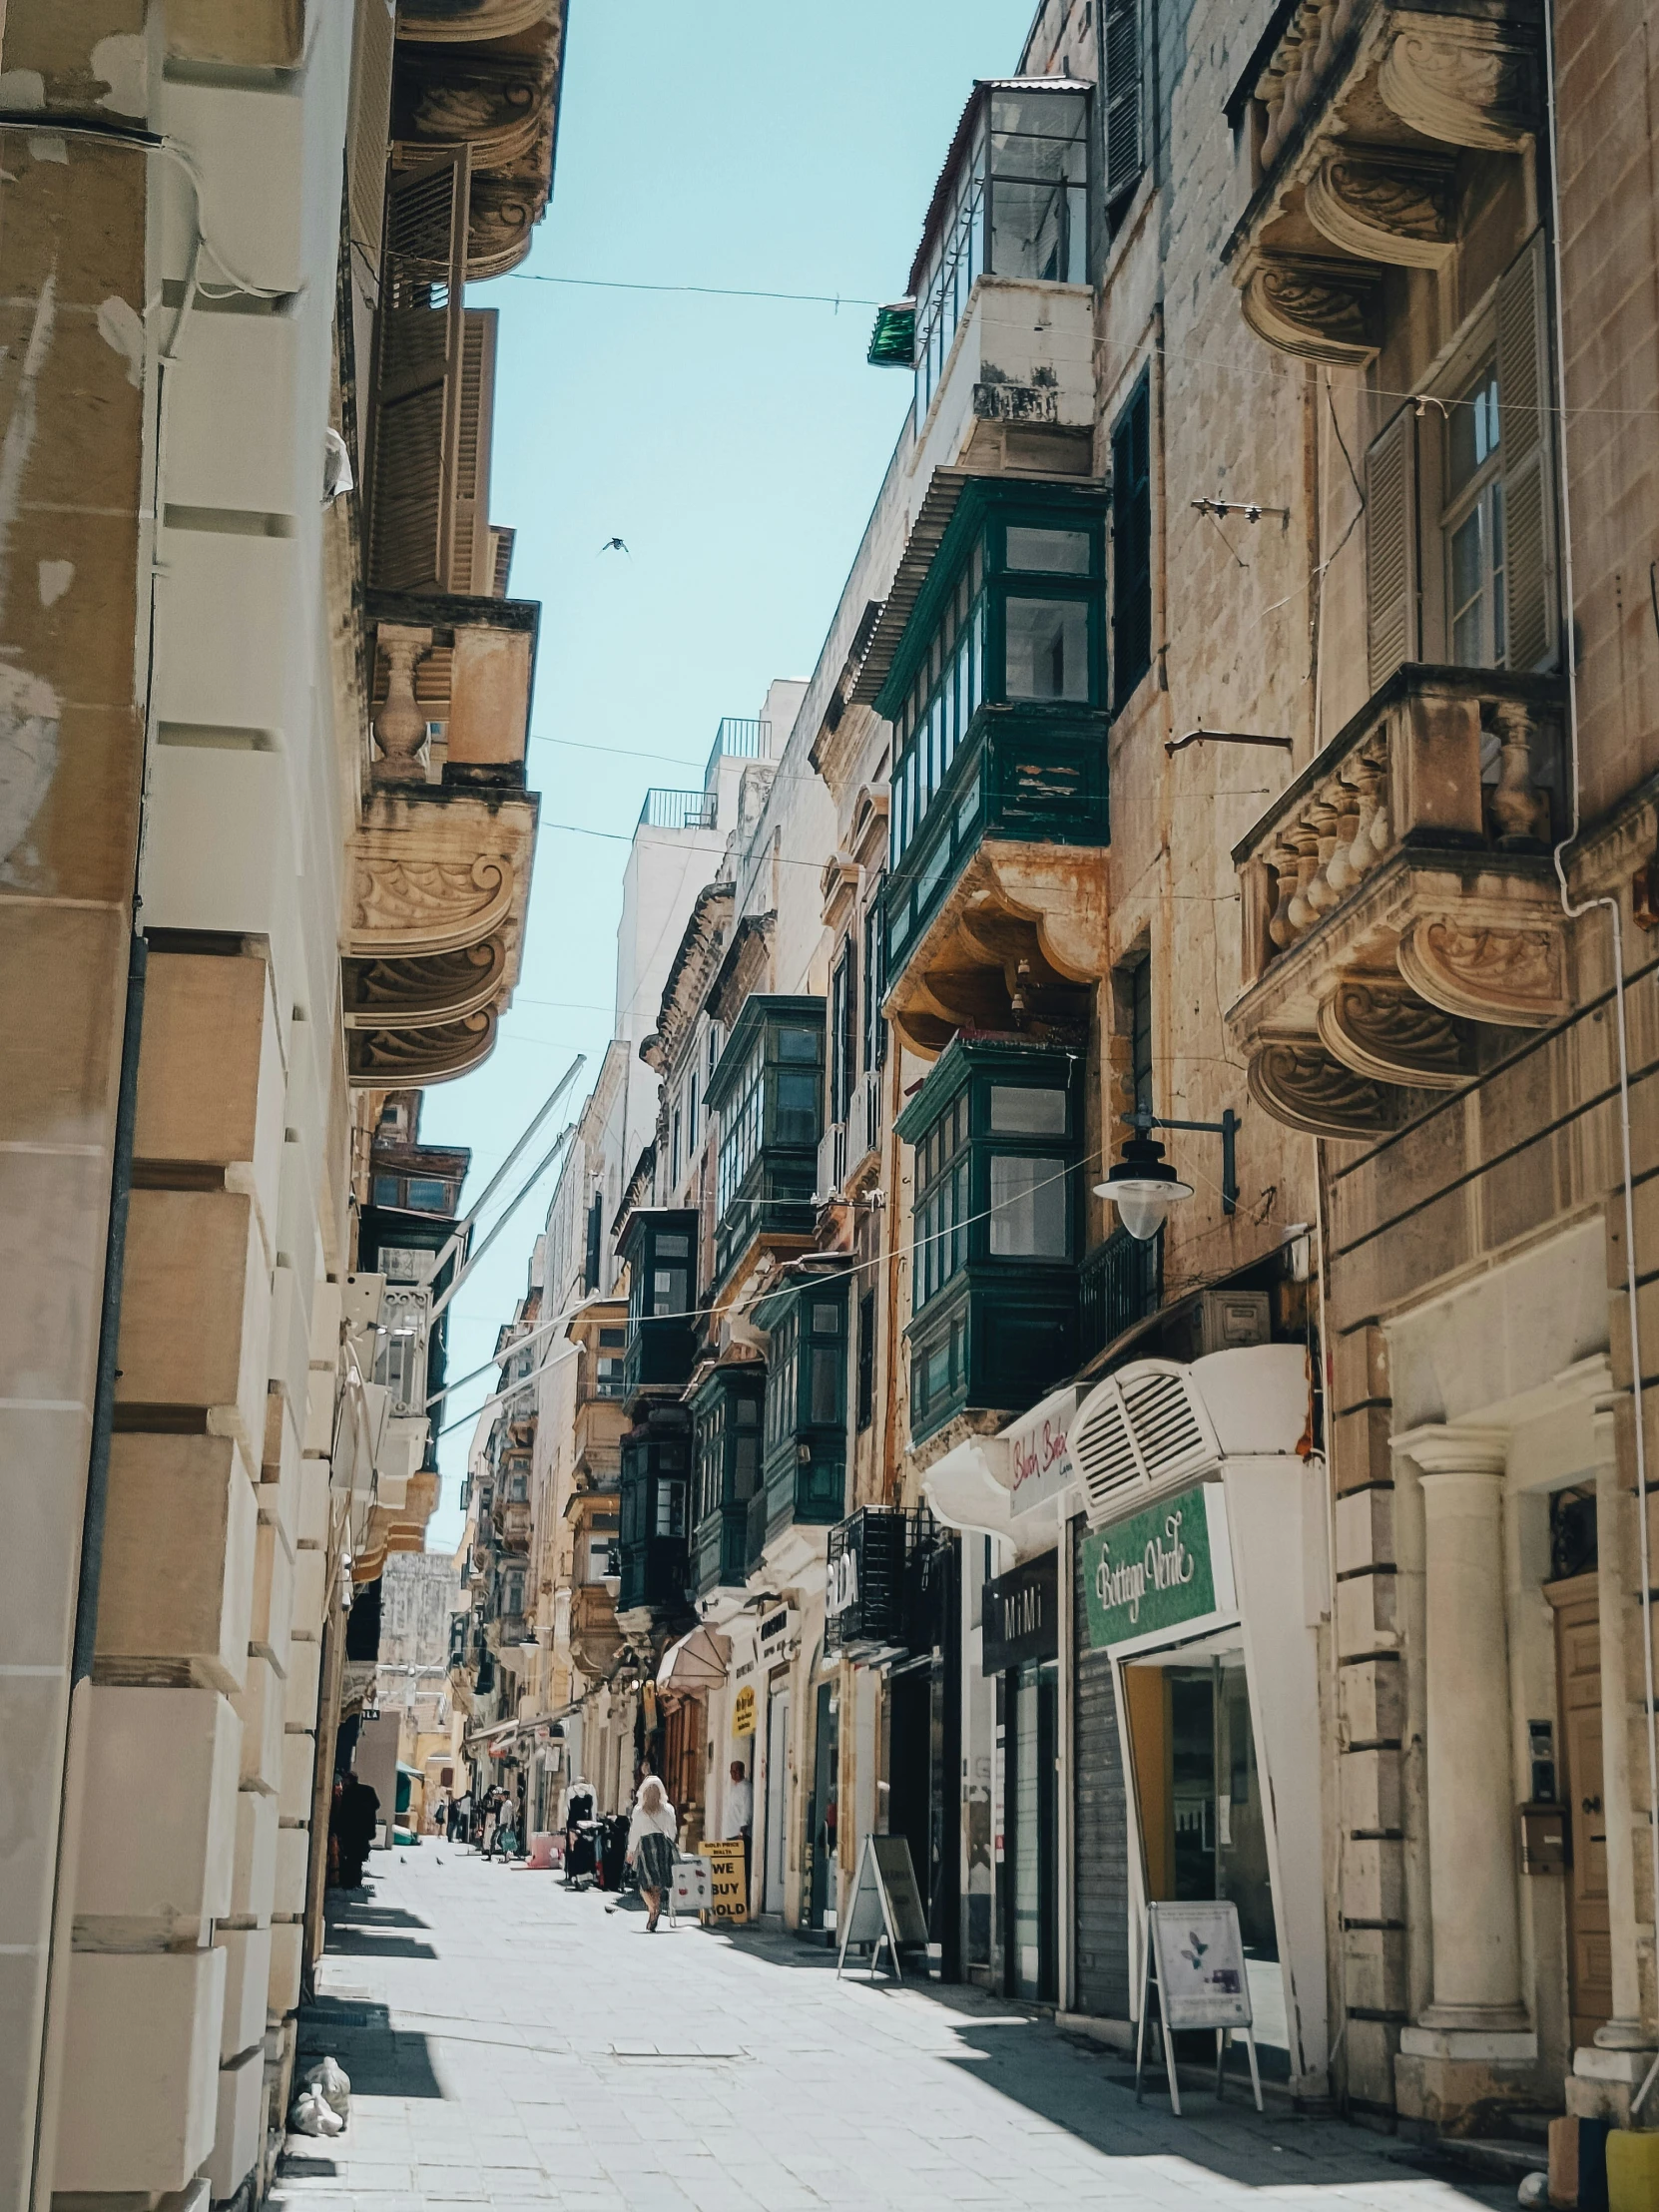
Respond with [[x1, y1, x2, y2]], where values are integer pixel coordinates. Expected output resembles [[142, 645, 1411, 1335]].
[[1068, 1345, 1328, 2095]]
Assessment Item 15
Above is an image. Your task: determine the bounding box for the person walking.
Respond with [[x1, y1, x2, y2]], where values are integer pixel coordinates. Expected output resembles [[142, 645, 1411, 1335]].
[[626, 1774, 679, 1933], [331, 1768, 379, 1888], [450, 1787, 470, 1844]]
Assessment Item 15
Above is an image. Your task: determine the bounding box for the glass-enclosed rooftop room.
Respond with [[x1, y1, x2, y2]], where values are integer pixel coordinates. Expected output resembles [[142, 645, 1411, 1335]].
[[903, 80, 1091, 429]]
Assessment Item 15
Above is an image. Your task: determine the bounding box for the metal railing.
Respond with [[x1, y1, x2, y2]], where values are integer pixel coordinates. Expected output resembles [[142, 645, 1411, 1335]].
[[639, 786, 718, 831], [1079, 1227, 1163, 1363], [704, 715, 772, 788]]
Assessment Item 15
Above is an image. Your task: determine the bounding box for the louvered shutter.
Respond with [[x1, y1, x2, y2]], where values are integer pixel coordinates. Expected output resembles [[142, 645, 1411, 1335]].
[[347, 0, 397, 286], [367, 147, 471, 594], [1496, 231, 1558, 672], [1365, 402, 1418, 690], [1102, 0, 1143, 207], [449, 308, 498, 595]]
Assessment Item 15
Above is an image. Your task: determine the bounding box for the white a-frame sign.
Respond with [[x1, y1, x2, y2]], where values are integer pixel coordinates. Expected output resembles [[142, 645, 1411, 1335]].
[[835, 1835, 928, 1982], [1134, 1899, 1263, 2115]]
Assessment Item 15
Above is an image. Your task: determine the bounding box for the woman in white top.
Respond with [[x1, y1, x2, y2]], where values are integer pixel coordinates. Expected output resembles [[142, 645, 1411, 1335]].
[[626, 1774, 679, 1932]]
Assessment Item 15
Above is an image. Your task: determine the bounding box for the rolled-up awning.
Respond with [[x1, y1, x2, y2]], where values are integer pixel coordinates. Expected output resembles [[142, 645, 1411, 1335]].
[[655, 1624, 732, 1703]]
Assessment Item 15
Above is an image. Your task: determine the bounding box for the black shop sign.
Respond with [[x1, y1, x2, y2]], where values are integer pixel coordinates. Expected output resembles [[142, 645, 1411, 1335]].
[[981, 1550, 1058, 1675]]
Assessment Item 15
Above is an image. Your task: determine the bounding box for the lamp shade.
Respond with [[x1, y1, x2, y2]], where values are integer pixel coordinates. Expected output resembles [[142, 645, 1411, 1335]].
[[1093, 1130, 1193, 1243]]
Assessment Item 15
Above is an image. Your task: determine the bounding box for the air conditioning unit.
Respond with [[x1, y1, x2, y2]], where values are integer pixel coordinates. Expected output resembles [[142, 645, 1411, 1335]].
[[1165, 1289, 1271, 1363]]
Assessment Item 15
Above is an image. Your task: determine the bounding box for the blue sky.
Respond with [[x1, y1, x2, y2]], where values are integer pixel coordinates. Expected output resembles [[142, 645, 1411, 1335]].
[[419, 0, 1038, 1549]]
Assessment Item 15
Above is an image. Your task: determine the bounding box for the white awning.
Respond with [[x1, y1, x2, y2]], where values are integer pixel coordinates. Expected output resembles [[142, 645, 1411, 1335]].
[[655, 1624, 732, 1703]]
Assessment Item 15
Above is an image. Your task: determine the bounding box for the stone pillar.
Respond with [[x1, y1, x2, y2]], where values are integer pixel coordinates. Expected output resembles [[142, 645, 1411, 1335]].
[[1404, 1428, 1526, 2024], [1592, 1400, 1646, 2050]]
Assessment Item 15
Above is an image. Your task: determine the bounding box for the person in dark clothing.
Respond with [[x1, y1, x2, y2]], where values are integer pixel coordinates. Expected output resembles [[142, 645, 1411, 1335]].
[[331, 1769, 379, 1887]]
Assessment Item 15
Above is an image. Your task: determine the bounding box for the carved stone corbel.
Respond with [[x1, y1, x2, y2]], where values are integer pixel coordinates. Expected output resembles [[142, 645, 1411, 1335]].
[[1379, 16, 1538, 153], [350, 851, 516, 958], [347, 1008, 498, 1087], [1241, 252, 1382, 365], [1305, 147, 1458, 270], [1396, 914, 1569, 1027], [341, 937, 508, 1029], [1317, 971, 1475, 1089], [1247, 1035, 1414, 1139]]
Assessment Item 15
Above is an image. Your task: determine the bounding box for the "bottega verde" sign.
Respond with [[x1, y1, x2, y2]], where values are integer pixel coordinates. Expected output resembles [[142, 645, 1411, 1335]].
[[1080, 1483, 1228, 1649]]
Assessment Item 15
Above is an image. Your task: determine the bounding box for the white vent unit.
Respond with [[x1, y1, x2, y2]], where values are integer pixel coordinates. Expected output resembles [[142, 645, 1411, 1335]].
[[1069, 1359, 1223, 1528]]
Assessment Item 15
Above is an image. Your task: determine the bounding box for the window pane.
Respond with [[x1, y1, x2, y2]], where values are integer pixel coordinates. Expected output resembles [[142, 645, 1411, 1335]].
[[656, 1232, 689, 1258], [1004, 596, 1090, 702], [989, 1084, 1067, 1134], [655, 1480, 687, 1538], [989, 1154, 1068, 1257], [776, 1026, 817, 1064], [1448, 362, 1500, 496], [734, 1435, 759, 1500], [406, 1178, 449, 1210], [372, 1175, 400, 1206], [775, 1069, 819, 1144], [809, 1344, 839, 1425], [1006, 525, 1091, 575], [1450, 509, 1484, 666], [811, 1301, 841, 1334]]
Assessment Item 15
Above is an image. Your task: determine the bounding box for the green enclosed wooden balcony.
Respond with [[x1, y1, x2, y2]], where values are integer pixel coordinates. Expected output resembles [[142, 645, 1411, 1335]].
[[752, 1271, 849, 1552], [896, 1036, 1083, 1444], [706, 996, 826, 1289], [690, 1364, 765, 1602]]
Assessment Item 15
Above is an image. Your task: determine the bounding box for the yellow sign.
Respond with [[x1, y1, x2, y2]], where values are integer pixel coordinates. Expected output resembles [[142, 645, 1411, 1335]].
[[732, 1683, 756, 1736], [699, 1839, 748, 1924]]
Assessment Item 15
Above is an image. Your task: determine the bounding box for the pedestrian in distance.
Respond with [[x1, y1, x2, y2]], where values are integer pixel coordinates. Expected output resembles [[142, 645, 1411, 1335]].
[[626, 1773, 679, 1933], [331, 1768, 379, 1889]]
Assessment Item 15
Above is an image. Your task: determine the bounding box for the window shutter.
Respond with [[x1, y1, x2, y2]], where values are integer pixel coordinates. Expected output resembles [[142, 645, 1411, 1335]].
[[1496, 230, 1558, 672], [367, 147, 471, 594], [1102, 0, 1144, 207], [449, 308, 498, 595], [1365, 402, 1418, 690], [347, 0, 397, 286]]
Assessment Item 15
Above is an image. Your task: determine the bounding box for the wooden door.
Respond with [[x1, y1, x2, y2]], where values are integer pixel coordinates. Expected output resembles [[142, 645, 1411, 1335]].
[[1548, 1575, 1612, 2046]]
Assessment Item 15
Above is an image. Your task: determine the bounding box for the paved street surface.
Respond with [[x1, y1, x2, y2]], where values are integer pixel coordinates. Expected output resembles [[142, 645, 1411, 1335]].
[[275, 1850, 1508, 2212]]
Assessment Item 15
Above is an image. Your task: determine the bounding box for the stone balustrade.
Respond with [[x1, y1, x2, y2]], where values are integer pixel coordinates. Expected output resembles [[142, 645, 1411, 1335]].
[[1225, 666, 1569, 1138]]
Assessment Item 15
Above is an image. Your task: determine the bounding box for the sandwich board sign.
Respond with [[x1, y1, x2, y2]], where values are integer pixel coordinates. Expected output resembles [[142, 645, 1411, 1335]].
[[1134, 1900, 1262, 2115], [698, 1839, 748, 1925], [835, 1834, 928, 1982]]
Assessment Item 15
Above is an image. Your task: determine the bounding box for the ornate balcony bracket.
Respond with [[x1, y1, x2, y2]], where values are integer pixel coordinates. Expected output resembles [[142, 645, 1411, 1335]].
[[1248, 1035, 1426, 1139], [1317, 970, 1476, 1087], [1377, 16, 1539, 151], [1241, 251, 1384, 364], [1304, 148, 1458, 270], [1226, 1, 1542, 362], [1226, 666, 1569, 1137]]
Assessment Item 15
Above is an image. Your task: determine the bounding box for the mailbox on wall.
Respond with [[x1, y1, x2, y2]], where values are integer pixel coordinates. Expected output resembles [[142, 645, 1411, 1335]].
[[1519, 1803, 1568, 1876]]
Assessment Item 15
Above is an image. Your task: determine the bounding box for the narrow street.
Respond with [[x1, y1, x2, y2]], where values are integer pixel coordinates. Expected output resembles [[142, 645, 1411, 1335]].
[[276, 1856, 1505, 2212]]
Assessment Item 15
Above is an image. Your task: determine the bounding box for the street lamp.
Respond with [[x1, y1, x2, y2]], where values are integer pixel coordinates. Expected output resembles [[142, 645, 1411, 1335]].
[[1094, 1105, 1239, 1241]]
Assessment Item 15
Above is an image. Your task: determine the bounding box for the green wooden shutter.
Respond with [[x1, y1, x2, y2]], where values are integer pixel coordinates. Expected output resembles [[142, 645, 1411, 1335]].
[[1496, 231, 1558, 672], [367, 147, 471, 594], [1102, 0, 1143, 208], [1365, 402, 1418, 690]]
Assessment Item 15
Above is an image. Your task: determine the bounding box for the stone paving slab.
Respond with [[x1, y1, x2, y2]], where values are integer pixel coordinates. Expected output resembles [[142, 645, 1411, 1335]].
[[272, 1848, 1511, 2212]]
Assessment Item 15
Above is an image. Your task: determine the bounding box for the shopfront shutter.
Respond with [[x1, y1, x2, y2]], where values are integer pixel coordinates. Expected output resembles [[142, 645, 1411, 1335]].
[[1497, 231, 1559, 673], [1102, 0, 1144, 209], [1365, 402, 1418, 691], [367, 147, 471, 594], [1072, 1516, 1132, 2019], [449, 308, 498, 595], [347, 0, 397, 286]]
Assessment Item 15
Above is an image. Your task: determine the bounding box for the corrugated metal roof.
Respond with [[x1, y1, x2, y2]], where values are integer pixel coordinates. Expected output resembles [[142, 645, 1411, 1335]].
[[847, 467, 973, 709]]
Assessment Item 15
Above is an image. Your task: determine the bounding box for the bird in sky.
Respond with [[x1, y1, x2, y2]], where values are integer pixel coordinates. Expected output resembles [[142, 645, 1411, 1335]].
[[598, 536, 630, 557]]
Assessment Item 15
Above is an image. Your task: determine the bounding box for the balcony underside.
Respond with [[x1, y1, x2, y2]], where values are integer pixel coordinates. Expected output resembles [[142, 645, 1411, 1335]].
[[886, 839, 1107, 1059], [1226, 0, 1541, 362], [1226, 667, 1568, 1138]]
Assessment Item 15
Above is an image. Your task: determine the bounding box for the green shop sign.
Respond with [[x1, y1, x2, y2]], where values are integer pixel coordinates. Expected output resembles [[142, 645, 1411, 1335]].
[[1081, 1483, 1226, 1650]]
